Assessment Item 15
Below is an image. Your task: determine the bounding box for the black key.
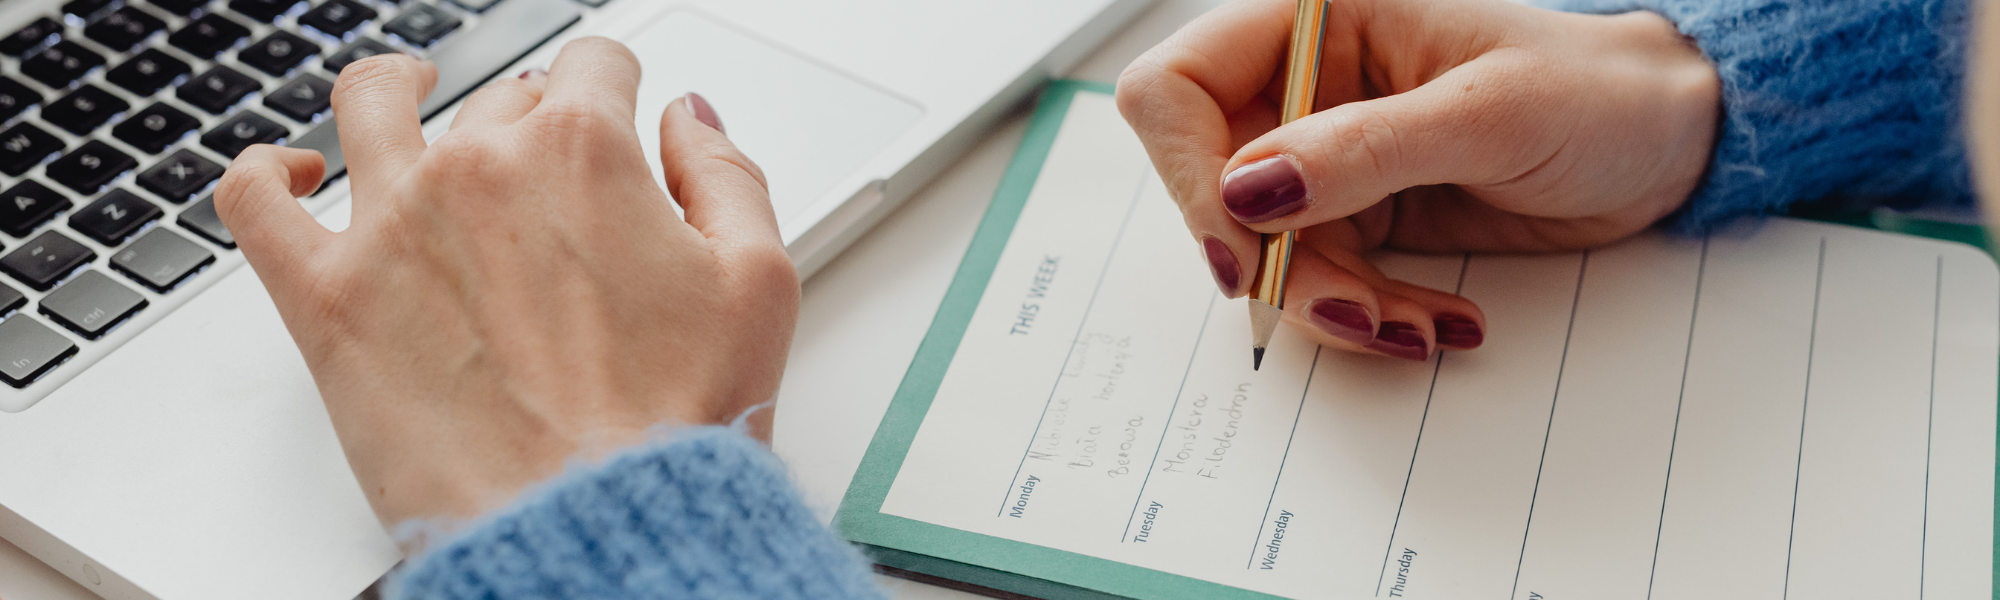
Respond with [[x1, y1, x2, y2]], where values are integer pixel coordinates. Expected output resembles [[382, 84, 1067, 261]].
[[299, 0, 376, 37], [111, 228, 212, 291], [0, 180, 72, 237], [228, 0, 303, 22], [71, 189, 163, 244], [135, 149, 222, 202], [264, 74, 332, 121], [2, 231, 95, 291], [40, 270, 147, 339], [415, 0, 579, 119], [177, 195, 233, 248], [0, 77, 42, 123], [237, 31, 319, 76], [83, 7, 167, 52], [451, 0, 501, 12], [201, 112, 286, 158], [40, 85, 129, 135], [177, 66, 260, 114], [45, 140, 137, 195], [0, 18, 62, 57], [20, 42, 106, 89], [112, 103, 200, 154], [322, 38, 397, 73], [64, 0, 116, 19], [0, 124, 63, 176], [168, 13, 250, 59], [106, 49, 193, 96], [0, 288, 22, 316], [382, 4, 459, 47], [0, 316, 79, 388], [148, 0, 213, 16]]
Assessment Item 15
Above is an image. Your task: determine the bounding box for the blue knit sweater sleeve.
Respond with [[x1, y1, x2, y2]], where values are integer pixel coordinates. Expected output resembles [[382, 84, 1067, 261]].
[[389, 427, 886, 600], [1545, 0, 1974, 231]]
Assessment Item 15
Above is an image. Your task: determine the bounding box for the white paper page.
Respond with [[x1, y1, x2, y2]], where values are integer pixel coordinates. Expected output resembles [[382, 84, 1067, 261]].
[[878, 92, 1999, 599]]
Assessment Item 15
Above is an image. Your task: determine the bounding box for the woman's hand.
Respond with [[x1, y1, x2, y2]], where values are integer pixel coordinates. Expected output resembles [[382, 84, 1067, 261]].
[[213, 38, 798, 526], [1117, 0, 1719, 360]]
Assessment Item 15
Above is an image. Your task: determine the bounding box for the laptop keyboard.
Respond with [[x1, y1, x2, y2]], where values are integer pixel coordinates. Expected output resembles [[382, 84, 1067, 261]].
[[0, 0, 586, 393]]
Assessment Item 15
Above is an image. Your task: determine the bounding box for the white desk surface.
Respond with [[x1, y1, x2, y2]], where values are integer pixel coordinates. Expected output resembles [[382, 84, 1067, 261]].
[[0, 1, 1223, 597]]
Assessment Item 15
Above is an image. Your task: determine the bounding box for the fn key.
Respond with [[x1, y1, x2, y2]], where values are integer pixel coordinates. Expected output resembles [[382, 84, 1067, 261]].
[[0, 316, 77, 387]]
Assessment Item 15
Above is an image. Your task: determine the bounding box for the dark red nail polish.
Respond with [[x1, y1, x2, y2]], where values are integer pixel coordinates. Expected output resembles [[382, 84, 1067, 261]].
[[518, 68, 546, 79], [1201, 237, 1240, 294], [1434, 315, 1484, 348], [1368, 321, 1431, 361], [1306, 298, 1375, 345], [1222, 156, 1307, 223], [686, 92, 725, 134]]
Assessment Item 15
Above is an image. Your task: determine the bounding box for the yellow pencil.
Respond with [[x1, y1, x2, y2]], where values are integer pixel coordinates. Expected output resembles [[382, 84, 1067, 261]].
[[1248, 0, 1327, 370]]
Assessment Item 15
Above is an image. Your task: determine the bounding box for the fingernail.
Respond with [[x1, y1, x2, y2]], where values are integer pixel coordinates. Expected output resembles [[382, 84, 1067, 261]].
[[1306, 298, 1375, 345], [685, 92, 725, 134], [1368, 321, 1431, 361], [1200, 236, 1240, 294], [1221, 155, 1307, 223], [518, 68, 546, 79], [1434, 315, 1484, 348]]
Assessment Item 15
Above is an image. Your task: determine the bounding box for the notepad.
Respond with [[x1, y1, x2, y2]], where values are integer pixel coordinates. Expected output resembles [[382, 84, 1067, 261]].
[[836, 81, 2000, 600]]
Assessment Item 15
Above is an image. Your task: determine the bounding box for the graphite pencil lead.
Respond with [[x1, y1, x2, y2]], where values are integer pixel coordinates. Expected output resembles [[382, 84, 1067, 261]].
[[1253, 347, 1266, 371]]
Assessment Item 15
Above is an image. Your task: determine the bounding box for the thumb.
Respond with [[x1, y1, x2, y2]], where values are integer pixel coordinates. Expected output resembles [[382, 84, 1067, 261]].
[[213, 145, 333, 288], [1219, 52, 1554, 232], [658, 92, 783, 258]]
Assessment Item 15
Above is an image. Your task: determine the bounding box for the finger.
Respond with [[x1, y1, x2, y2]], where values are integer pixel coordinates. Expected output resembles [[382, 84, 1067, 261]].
[[1276, 246, 1381, 352], [331, 54, 438, 189], [449, 68, 547, 131], [1116, 0, 1294, 296], [212, 145, 333, 283], [1220, 52, 1558, 232], [541, 37, 643, 120], [659, 93, 779, 255], [1362, 290, 1436, 361], [1294, 227, 1488, 349]]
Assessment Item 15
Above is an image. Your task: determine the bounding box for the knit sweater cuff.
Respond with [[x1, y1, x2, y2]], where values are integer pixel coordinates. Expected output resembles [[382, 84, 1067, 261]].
[[390, 427, 884, 600], [1547, 0, 1974, 232]]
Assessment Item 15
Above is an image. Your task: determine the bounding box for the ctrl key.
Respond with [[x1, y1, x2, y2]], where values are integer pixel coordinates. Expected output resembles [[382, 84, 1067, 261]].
[[0, 316, 77, 387], [40, 271, 147, 340]]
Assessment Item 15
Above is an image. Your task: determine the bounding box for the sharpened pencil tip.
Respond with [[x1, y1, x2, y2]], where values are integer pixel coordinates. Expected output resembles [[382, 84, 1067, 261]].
[[1253, 347, 1265, 371]]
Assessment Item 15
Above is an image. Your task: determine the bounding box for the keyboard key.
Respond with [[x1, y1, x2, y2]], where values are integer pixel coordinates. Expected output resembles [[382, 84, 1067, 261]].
[[136, 149, 222, 202], [382, 4, 459, 47], [237, 31, 319, 76], [105, 49, 192, 96], [0, 123, 63, 176], [168, 13, 250, 59], [46, 140, 137, 195], [322, 38, 398, 73], [177, 66, 260, 114], [201, 112, 286, 158], [21, 42, 106, 89], [451, 0, 501, 12], [3, 231, 95, 291], [40, 270, 147, 339], [0, 18, 61, 57], [0, 180, 72, 237], [0, 316, 78, 388], [177, 195, 233, 248], [112, 228, 213, 292], [415, 0, 579, 119], [299, 0, 376, 37], [83, 6, 167, 52], [0, 77, 42, 123], [112, 103, 200, 154], [64, 0, 116, 19], [264, 74, 332, 121], [71, 188, 163, 245], [148, 0, 212, 16], [41, 85, 129, 135], [228, 0, 303, 22]]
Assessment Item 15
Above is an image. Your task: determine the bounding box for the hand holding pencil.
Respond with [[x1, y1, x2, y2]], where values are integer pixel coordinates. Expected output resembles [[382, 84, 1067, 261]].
[[1115, 0, 1720, 362]]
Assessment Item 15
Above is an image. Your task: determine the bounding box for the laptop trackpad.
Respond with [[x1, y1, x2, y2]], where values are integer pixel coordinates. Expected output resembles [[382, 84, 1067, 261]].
[[622, 11, 924, 225]]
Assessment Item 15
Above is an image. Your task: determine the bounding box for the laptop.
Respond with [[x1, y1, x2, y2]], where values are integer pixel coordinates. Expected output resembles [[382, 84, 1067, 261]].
[[0, 0, 1152, 597]]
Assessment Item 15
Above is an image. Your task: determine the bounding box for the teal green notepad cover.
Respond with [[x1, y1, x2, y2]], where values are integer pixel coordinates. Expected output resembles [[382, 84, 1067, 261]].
[[835, 79, 2000, 599]]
